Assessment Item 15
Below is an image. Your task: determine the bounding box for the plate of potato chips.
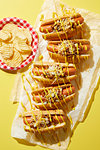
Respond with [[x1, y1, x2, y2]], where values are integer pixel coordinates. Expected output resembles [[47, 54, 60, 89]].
[[0, 17, 38, 70]]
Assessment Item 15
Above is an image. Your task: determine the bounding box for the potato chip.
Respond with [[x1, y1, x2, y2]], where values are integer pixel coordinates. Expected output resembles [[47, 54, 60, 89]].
[[21, 51, 31, 60], [12, 29, 27, 41], [3, 23, 26, 41], [22, 28, 32, 45], [3, 49, 23, 67], [18, 42, 32, 52], [3, 30, 12, 40], [3, 23, 18, 33], [1, 44, 14, 59], [13, 38, 20, 51], [0, 30, 11, 41], [13, 38, 32, 53]]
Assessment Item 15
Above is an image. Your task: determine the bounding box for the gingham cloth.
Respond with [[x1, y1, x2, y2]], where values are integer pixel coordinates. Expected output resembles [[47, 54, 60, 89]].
[[0, 17, 38, 71]]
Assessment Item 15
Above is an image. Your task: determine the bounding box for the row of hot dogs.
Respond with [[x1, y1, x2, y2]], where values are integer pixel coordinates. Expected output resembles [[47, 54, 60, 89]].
[[23, 12, 90, 132]]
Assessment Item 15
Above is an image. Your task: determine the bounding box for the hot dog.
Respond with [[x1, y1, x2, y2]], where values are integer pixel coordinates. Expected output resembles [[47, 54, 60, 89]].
[[47, 39, 90, 63], [39, 14, 84, 41], [32, 61, 76, 85], [31, 83, 75, 110], [23, 109, 67, 132]]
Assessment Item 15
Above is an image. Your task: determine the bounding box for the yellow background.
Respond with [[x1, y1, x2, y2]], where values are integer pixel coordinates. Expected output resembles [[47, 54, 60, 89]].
[[0, 0, 100, 150]]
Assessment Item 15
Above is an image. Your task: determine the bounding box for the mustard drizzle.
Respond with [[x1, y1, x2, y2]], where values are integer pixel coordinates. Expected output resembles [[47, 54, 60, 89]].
[[26, 78, 33, 90], [21, 73, 33, 110], [40, 14, 44, 21], [21, 102, 27, 112], [24, 117, 31, 132], [69, 115, 73, 125]]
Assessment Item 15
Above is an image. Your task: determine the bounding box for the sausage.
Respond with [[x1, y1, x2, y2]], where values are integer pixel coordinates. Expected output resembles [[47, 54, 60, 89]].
[[40, 25, 53, 33], [79, 45, 90, 54], [52, 115, 66, 124], [62, 86, 75, 96], [32, 68, 44, 76], [23, 109, 67, 131], [40, 14, 81, 26], [23, 116, 32, 125], [42, 24, 83, 41], [47, 44, 58, 52], [74, 17, 84, 25], [63, 67, 76, 76], [32, 67, 76, 76], [32, 86, 75, 103], [47, 43, 90, 54], [33, 95, 46, 103], [40, 17, 84, 33], [23, 115, 66, 127]]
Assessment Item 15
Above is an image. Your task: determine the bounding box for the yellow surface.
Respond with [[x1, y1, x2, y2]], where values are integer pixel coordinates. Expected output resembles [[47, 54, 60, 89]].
[[0, 0, 100, 150]]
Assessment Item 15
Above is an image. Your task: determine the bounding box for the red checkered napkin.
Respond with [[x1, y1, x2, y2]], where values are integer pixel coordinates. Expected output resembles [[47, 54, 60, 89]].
[[0, 17, 38, 71]]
